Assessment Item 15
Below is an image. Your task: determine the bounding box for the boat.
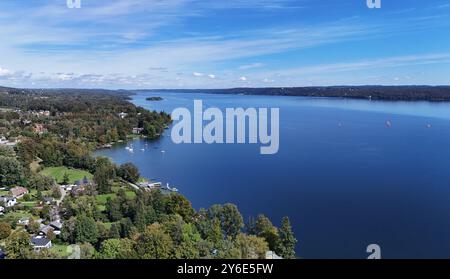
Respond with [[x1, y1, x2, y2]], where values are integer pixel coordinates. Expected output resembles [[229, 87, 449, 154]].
[[386, 120, 392, 128], [161, 150, 166, 153]]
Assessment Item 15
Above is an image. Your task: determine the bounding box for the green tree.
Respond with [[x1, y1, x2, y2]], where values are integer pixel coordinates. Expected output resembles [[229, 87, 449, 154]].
[[28, 174, 55, 191], [120, 218, 135, 238], [254, 214, 279, 251], [52, 185, 62, 199], [135, 223, 173, 259], [276, 217, 297, 259], [61, 217, 76, 243], [221, 203, 244, 239], [100, 238, 136, 259], [0, 156, 24, 187], [0, 222, 12, 239], [0, 146, 15, 157], [106, 197, 123, 222], [4, 231, 32, 259], [108, 223, 121, 239], [75, 215, 99, 244], [207, 218, 223, 247], [165, 194, 195, 222], [27, 219, 41, 234], [93, 160, 115, 194], [62, 172, 70, 185], [117, 163, 140, 183], [235, 234, 269, 259]]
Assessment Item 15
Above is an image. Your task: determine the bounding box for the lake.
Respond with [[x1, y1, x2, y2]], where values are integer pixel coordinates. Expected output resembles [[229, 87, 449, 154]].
[[95, 91, 450, 259]]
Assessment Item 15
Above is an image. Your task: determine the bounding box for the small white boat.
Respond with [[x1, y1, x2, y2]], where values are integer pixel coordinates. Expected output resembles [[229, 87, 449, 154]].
[[161, 150, 166, 153], [141, 148, 145, 151], [386, 120, 392, 128]]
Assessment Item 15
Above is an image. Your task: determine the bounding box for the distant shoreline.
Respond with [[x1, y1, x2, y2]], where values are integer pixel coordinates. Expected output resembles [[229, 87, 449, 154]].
[[132, 86, 450, 102]]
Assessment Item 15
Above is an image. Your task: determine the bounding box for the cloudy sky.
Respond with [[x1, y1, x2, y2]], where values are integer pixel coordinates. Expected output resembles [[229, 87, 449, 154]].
[[0, 0, 450, 89]]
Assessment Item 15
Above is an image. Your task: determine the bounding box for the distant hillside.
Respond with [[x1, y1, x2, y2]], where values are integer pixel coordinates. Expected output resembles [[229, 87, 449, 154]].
[[138, 86, 450, 101]]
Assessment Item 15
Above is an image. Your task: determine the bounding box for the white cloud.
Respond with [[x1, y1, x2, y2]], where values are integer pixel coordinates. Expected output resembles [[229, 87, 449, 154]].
[[239, 76, 248, 81], [193, 72, 204, 77], [239, 63, 264, 70], [208, 74, 216, 79], [0, 67, 12, 77]]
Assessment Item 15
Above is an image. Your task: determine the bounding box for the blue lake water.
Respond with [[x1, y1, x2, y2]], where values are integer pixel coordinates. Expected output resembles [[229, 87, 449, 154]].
[[96, 92, 450, 259]]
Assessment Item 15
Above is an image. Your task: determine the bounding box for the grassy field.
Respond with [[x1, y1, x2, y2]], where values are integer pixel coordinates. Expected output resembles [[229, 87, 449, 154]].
[[96, 193, 116, 204], [96, 191, 136, 204], [50, 244, 71, 258], [40, 167, 93, 184]]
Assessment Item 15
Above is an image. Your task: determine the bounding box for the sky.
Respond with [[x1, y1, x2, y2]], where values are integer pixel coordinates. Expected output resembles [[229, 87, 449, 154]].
[[0, 0, 450, 89]]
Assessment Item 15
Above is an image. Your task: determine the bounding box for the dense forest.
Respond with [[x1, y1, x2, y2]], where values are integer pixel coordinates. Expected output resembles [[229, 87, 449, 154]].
[[140, 86, 450, 101], [0, 86, 296, 259]]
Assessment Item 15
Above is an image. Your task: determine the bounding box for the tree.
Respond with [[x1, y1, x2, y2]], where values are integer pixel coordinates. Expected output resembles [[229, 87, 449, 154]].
[[165, 194, 195, 222], [27, 219, 41, 234], [117, 163, 140, 183], [120, 218, 135, 238], [134, 223, 173, 259], [0, 222, 12, 239], [221, 204, 244, 239], [74, 215, 99, 244], [207, 218, 223, 247], [100, 239, 136, 259], [108, 223, 121, 239], [28, 174, 55, 191], [4, 231, 32, 259], [52, 185, 62, 199], [254, 215, 279, 251], [106, 197, 123, 222], [62, 172, 70, 185], [79, 243, 96, 259], [235, 234, 269, 259], [0, 146, 15, 157], [61, 217, 76, 243], [93, 159, 116, 194], [173, 223, 202, 259], [276, 217, 297, 259], [0, 156, 24, 187], [46, 228, 55, 241]]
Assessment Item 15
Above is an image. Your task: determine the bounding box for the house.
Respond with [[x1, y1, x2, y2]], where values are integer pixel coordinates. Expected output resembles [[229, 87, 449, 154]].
[[118, 112, 128, 119], [42, 197, 54, 205], [0, 196, 17, 207], [70, 185, 85, 197], [0, 206, 4, 214], [39, 225, 53, 236], [33, 124, 47, 134], [74, 176, 90, 187], [31, 236, 52, 251], [132, 127, 144, 134], [9, 186, 29, 198], [18, 217, 30, 226], [265, 251, 283, 259], [49, 220, 63, 235]]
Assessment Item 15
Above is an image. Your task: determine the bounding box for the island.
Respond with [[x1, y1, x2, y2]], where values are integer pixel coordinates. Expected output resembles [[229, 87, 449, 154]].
[[146, 96, 163, 101], [0, 86, 297, 260]]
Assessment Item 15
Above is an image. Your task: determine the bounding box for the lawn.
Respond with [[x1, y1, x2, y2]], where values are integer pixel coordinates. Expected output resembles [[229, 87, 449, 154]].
[[0, 190, 9, 196], [50, 244, 71, 258], [40, 166, 93, 184], [96, 190, 136, 204], [96, 193, 116, 204]]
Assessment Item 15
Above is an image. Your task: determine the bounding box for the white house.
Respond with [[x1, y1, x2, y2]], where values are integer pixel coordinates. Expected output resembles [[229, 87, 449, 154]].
[[0, 206, 4, 214], [31, 236, 52, 251], [0, 196, 17, 207]]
